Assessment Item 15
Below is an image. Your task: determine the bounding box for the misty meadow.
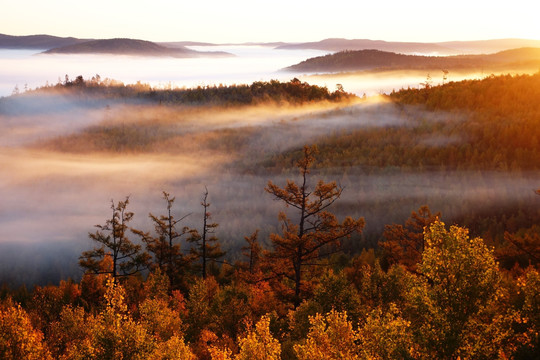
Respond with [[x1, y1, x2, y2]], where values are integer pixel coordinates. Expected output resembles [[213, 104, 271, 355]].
[[2, 37, 540, 359]]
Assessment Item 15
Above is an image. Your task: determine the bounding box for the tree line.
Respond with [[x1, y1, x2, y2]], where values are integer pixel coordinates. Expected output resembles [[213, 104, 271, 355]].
[[24, 76, 357, 106]]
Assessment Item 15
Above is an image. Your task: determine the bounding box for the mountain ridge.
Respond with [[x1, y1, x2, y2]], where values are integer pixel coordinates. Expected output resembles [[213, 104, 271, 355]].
[[276, 38, 540, 55], [0, 33, 91, 49], [4, 33, 540, 56], [41, 38, 233, 58], [285, 47, 540, 73]]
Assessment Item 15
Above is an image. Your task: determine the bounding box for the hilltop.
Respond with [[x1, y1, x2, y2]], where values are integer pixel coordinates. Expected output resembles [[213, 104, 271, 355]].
[[42, 38, 232, 58], [277, 37, 540, 55], [0, 33, 90, 49], [285, 47, 540, 73]]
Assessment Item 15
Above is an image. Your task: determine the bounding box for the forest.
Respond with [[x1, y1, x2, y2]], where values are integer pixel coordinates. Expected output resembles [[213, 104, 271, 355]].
[[1, 73, 540, 359], [286, 47, 540, 73], [25, 75, 354, 105]]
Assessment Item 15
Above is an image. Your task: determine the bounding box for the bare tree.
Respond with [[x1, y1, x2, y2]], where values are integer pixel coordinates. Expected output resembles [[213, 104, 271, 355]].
[[189, 187, 225, 279]]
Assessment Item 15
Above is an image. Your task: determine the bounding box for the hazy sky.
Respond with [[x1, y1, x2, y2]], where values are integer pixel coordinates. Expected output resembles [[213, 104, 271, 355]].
[[2, 0, 539, 43]]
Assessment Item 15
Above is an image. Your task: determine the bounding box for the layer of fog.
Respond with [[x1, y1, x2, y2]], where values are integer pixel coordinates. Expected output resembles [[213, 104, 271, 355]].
[[301, 67, 540, 96], [0, 47, 327, 97], [3, 47, 524, 101], [2, 93, 539, 285]]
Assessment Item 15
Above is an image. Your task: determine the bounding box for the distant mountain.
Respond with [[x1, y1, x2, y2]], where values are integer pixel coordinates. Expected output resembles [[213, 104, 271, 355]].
[[277, 38, 455, 55], [42, 38, 233, 57], [285, 48, 540, 73], [161, 41, 290, 48], [0, 33, 90, 49], [159, 41, 218, 48], [276, 38, 540, 55], [437, 39, 540, 54]]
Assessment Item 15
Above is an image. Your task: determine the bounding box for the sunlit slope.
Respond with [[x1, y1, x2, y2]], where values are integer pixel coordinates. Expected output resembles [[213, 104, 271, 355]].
[[13, 73, 540, 173], [0, 78, 356, 155], [286, 48, 540, 73], [262, 73, 540, 172]]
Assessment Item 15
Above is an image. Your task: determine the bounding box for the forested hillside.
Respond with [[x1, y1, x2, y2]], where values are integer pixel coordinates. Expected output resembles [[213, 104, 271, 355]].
[[2, 74, 540, 359], [42, 38, 232, 58], [263, 72, 540, 172], [286, 48, 540, 73], [0, 33, 89, 49]]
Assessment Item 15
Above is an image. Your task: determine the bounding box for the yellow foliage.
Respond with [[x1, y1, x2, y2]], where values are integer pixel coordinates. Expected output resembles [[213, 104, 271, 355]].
[[149, 335, 196, 360], [236, 315, 281, 360], [209, 346, 234, 360], [294, 310, 360, 360], [0, 303, 53, 360], [357, 304, 415, 360], [139, 297, 184, 341], [411, 220, 502, 358]]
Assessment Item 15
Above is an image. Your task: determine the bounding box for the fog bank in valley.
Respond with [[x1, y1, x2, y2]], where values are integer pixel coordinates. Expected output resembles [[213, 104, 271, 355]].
[[1, 90, 538, 286]]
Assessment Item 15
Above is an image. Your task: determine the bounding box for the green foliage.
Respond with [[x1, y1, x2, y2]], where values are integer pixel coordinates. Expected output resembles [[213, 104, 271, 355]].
[[210, 283, 250, 340]]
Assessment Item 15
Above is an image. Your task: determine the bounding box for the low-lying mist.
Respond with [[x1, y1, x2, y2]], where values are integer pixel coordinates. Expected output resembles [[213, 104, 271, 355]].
[[0, 47, 328, 97], [301, 66, 540, 96], [1, 91, 539, 286]]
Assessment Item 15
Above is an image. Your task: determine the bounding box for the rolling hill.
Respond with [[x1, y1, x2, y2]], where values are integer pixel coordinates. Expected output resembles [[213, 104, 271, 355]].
[[285, 47, 540, 73], [42, 38, 232, 57], [276, 38, 540, 55], [277, 38, 455, 54], [0, 33, 90, 49]]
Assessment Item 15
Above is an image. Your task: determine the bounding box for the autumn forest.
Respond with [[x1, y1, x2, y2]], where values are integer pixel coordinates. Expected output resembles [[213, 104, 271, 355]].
[[2, 71, 540, 359]]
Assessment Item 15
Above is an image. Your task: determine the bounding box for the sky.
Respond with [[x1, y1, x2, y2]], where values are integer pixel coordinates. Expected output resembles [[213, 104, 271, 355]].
[[2, 0, 540, 43]]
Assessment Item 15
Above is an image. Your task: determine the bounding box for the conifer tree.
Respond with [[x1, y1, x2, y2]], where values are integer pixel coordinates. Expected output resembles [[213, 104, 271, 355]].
[[79, 197, 149, 280], [265, 145, 364, 307], [379, 205, 440, 271], [241, 230, 261, 276], [133, 191, 193, 290], [189, 187, 225, 279]]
